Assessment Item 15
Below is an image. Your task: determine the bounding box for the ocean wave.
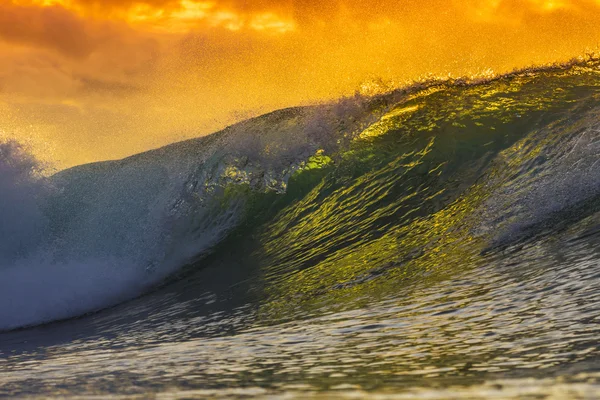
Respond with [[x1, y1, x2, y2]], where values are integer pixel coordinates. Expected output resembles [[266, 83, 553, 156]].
[[2, 58, 600, 331]]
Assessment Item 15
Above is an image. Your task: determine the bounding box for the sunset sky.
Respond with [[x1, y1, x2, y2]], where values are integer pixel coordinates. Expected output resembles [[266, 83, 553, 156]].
[[1, 0, 600, 168]]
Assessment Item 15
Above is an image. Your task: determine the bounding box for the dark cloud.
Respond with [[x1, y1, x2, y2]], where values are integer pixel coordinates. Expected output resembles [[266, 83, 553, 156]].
[[0, 2, 97, 58]]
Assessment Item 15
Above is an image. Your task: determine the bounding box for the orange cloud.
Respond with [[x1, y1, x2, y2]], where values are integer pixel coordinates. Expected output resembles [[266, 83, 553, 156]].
[[4, 0, 297, 34], [461, 0, 599, 23], [0, 2, 97, 57]]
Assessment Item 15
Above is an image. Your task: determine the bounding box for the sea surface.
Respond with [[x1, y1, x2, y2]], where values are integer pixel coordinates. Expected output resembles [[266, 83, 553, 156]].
[[1, 60, 600, 398]]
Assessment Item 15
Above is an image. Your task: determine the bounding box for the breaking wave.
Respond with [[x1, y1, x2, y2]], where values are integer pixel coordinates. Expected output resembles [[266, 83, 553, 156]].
[[2, 58, 600, 331]]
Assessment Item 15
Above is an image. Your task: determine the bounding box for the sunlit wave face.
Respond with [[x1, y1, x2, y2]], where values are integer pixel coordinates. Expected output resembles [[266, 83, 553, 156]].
[[1, 0, 600, 169]]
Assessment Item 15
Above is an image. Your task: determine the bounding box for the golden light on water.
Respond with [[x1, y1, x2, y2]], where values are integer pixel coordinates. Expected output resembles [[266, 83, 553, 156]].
[[1, 0, 600, 169]]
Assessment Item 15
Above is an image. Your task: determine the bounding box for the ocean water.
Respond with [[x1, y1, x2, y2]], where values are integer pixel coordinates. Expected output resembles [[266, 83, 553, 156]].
[[1, 60, 600, 398]]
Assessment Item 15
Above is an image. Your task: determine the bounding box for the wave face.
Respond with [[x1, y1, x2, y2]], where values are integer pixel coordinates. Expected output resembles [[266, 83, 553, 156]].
[[1, 60, 600, 337]]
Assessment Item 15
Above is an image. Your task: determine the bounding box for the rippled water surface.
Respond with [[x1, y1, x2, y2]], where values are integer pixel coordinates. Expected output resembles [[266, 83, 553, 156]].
[[2, 225, 600, 398]]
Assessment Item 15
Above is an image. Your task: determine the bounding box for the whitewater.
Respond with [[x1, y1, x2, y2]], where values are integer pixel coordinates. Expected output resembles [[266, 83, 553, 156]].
[[1, 58, 600, 398]]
